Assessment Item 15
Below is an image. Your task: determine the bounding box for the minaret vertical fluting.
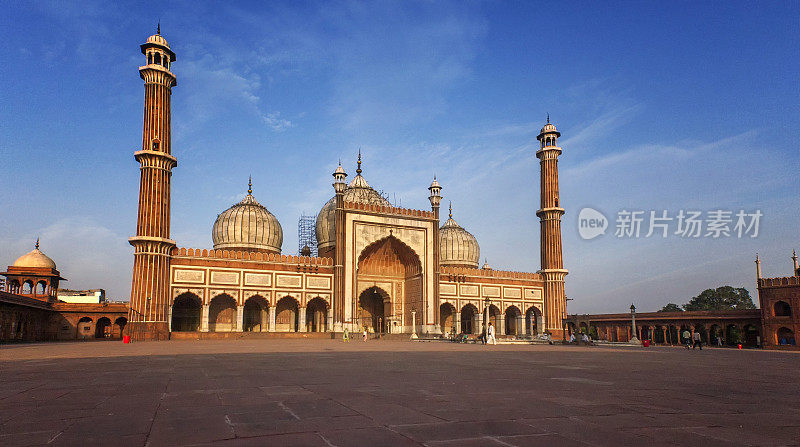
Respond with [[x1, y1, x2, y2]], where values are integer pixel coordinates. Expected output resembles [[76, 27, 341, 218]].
[[536, 116, 568, 337], [127, 28, 178, 341], [428, 176, 442, 333], [332, 161, 347, 333]]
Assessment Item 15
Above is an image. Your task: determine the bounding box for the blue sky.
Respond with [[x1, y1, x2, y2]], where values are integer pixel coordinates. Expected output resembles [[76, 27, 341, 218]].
[[1, 1, 798, 313]]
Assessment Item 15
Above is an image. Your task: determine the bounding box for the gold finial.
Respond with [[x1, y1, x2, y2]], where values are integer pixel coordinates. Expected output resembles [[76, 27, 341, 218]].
[[157, 20, 160, 35], [793, 249, 797, 259], [448, 201, 452, 219], [248, 175, 252, 195], [356, 149, 362, 175], [755, 253, 759, 262], [547, 113, 550, 124], [35, 237, 39, 250]]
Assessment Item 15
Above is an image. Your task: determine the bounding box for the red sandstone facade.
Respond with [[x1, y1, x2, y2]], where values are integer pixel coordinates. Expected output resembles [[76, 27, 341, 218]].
[[126, 30, 568, 340], [757, 254, 799, 348], [566, 309, 762, 347]]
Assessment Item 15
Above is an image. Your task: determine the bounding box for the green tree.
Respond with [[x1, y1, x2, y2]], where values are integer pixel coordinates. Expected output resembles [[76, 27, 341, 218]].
[[659, 303, 683, 312], [682, 286, 755, 311]]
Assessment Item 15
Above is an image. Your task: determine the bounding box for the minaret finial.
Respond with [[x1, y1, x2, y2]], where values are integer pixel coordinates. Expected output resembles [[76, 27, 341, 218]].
[[356, 149, 362, 175], [547, 113, 550, 124], [248, 175, 252, 195], [448, 201, 452, 219], [35, 237, 39, 250], [157, 20, 161, 35]]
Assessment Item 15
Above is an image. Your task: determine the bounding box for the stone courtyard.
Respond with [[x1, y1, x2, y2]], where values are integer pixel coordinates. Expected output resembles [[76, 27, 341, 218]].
[[1, 340, 799, 446]]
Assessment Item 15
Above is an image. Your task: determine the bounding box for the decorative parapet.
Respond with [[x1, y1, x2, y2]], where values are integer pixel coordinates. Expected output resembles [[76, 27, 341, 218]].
[[170, 247, 333, 266], [342, 201, 435, 219], [440, 265, 542, 281], [759, 276, 800, 288]]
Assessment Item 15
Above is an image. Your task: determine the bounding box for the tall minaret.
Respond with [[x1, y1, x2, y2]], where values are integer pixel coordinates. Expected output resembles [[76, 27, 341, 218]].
[[127, 27, 178, 340], [536, 115, 568, 336]]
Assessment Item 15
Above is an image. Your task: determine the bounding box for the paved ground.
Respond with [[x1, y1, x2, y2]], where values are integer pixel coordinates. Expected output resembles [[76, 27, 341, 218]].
[[1, 340, 799, 446]]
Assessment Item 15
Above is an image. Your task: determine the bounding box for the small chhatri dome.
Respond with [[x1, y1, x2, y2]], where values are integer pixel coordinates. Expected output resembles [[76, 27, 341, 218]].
[[141, 24, 176, 61], [538, 114, 560, 138], [316, 154, 390, 252], [212, 179, 283, 253], [439, 203, 480, 268], [429, 176, 441, 190], [13, 239, 57, 270], [146, 33, 170, 49], [482, 258, 492, 270]]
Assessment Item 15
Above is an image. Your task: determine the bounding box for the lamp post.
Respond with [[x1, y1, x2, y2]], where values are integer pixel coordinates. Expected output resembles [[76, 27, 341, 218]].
[[484, 296, 491, 340], [629, 303, 640, 344], [410, 307, 418, 339]]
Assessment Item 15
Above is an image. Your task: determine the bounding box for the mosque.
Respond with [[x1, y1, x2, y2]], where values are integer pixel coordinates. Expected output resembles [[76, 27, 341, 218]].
[[126, 29, 569, 340]]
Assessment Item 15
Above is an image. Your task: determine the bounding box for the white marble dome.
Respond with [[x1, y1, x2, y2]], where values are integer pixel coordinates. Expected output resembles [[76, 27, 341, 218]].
[[212, 185, 282, 253], [146, 33, 170, 48], [12, 241, 57, 270], [439, 206, 480, 268], [316, 171, 390, 254]]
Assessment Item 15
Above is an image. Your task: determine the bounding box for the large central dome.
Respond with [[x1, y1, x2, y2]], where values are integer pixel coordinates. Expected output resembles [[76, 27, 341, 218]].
[[212, 180, 283, 253], [316, 159, 390, 256]]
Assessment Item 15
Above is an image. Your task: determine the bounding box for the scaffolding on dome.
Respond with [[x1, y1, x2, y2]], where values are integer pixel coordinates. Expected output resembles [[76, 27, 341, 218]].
[[298, 214, 318, 257]]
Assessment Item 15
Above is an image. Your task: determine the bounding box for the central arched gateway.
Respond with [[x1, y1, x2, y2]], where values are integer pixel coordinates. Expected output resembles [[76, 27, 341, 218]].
[[358, 287, 388, 333], [356, 236, 423, 334]]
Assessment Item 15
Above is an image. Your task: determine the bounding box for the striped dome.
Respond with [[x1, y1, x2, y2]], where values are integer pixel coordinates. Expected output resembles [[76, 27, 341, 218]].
[[439, 206, 480, 268], [212, 185, 282, 253]]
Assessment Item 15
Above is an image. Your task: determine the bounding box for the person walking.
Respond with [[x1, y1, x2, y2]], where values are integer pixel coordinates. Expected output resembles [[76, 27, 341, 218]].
[[487, 322, 497, 345], [363, 328, 368, 342], [343, 327, 350, 342], [692, 331, 702, 350], [682, 329, 691, 349]]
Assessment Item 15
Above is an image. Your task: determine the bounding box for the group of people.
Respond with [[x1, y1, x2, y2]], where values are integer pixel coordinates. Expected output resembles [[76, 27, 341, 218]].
[[446, 322, 499, 345], [682, 329, 703, 349], [567, 332, 592, 345], [341, 327, 377, 342]]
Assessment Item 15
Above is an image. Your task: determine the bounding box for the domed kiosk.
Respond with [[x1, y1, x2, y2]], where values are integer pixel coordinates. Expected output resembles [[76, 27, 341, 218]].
[[1, 239, 65, 301]]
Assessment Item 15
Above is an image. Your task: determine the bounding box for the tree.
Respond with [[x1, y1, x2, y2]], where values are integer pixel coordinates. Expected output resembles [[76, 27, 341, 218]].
[[682, 286, 755, 311], [659, 303, 683, 312]]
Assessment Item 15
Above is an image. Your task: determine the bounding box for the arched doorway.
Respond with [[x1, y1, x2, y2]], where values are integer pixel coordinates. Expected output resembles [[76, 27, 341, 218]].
[[726, 324, 741, 345], [243, 295, 269, 332], [525, 306, 541, 336], [77, 317, 92, 339], [505, 306, 521, 336], [114, 317, 127, 338], [357, 236, 422, 334], [774, 301, 792, 317], [209, 294, 237, 332], [307, 297, 328, 332], [440, 303, 456, 335], [95, 317, 111, 338], [275, 296, 299, 332], [358, 287, 387, 334], [743, 324, 759, 347], [461, 304, 477, 334], [709, 324, 722, 346], [171, 293, 201, 332], [777, 327, 795, 345], [487, 305, 501, 335]]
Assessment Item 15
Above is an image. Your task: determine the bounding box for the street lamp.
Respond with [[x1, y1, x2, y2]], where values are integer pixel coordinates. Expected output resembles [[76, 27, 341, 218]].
[[629, 303, 640, 344], [484, 296, 491, 341], [410, 307, 418, 340]]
